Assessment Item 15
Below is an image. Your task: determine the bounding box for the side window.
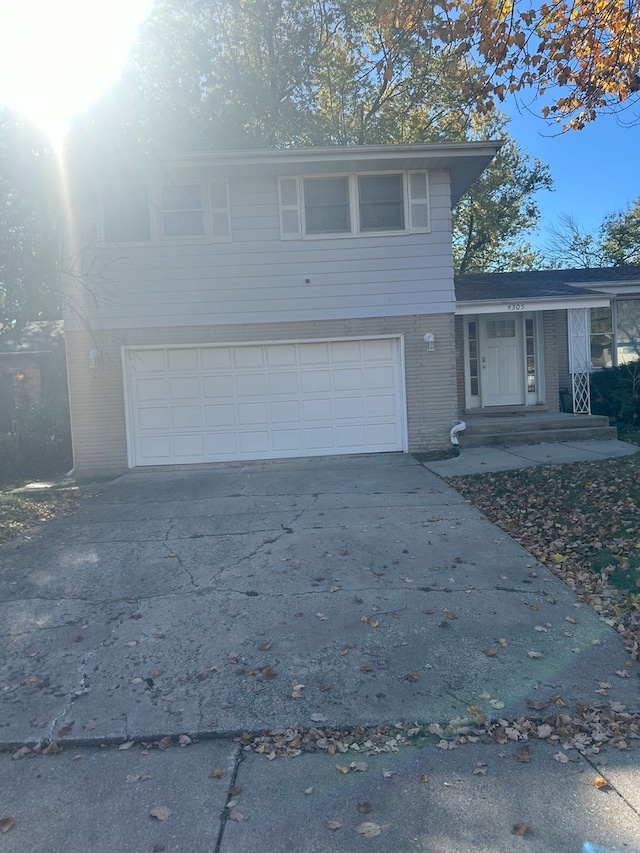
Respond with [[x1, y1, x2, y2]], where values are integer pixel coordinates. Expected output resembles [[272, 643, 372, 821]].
[[358, 174, 404, 231], [303, 177, 350, 234], [160, 184, 205, 239], [102, 184, 151, 243]]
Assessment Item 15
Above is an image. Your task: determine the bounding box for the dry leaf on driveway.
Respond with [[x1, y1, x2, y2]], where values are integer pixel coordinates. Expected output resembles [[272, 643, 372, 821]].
[[511, 822, 533, 837], [326, 820, 342, 830], [0, 818, 16, 834], [354, 821, 384, 838], [149, 805, 171, 821]]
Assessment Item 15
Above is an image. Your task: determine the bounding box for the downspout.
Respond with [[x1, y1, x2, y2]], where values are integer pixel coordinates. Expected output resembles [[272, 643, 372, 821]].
[[450, 420, 466, 447]]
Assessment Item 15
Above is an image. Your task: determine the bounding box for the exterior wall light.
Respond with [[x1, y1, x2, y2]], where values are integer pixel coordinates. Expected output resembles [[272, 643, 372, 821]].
[[423, 333, 435, 351]]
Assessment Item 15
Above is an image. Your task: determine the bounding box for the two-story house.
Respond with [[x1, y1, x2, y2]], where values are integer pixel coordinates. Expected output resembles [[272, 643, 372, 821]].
[[63, 143, 625, 480]]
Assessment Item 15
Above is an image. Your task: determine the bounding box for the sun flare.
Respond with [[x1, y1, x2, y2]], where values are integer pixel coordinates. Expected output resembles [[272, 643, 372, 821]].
[[0, 0, 151, 148]]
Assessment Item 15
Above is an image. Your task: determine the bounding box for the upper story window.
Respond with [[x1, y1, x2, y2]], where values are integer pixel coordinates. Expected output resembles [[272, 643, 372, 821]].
[[101, 179, 231, 244], [278, 171, 429, 239]]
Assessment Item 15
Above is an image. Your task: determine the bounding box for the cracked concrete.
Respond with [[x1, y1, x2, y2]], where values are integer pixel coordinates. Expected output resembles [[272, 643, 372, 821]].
[[1, 453, 638, 748], [1, 451, 639, 851]]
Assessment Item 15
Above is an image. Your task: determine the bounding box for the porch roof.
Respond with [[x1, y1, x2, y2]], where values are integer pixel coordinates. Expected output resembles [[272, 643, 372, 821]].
[[454, 268, 630, 314]]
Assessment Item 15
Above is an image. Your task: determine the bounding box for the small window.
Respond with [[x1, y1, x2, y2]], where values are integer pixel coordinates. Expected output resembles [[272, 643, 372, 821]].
[[160, 184, 205, 238], [304, 177, 350, 234], [358, 174, 404, 231], [102, 184, 151, 243]]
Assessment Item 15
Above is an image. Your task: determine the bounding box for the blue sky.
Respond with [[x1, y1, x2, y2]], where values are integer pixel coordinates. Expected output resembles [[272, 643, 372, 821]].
[[503, 102, 639, 252]]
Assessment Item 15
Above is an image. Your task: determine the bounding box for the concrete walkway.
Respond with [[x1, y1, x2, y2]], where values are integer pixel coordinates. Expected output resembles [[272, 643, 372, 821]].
[[424, 438, 639, 477], [1, 451, 638, 851]]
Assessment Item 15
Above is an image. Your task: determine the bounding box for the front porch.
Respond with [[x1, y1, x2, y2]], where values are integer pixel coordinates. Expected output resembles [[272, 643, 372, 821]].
[[459, 410, 617, 448]]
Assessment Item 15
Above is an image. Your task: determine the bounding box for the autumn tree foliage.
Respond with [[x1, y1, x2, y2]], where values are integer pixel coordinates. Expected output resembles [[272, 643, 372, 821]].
[[379, 0, 640, 128]]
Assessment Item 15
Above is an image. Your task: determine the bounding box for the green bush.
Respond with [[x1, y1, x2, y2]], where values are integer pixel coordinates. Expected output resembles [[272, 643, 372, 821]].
[[13, 398, 72, 479], [590, 362, 640, 425], [0, 433, 24, 483]]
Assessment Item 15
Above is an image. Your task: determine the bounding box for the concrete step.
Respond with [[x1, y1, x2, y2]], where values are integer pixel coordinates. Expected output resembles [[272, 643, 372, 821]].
[[462, 414, 611, 436], [461, 425, 618, 448]]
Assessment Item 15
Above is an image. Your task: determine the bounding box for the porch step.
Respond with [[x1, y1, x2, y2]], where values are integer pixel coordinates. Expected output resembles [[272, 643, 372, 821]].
[[459, 413, 617, 448]]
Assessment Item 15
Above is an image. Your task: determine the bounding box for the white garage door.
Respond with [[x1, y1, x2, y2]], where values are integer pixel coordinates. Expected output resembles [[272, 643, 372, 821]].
[[124, 338, 406, 466]]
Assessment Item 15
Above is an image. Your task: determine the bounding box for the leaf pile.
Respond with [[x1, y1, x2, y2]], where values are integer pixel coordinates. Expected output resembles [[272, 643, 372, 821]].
[[445, 454, 640, 659], [237, 699, 639, 759], [0, 488, 78, 543]]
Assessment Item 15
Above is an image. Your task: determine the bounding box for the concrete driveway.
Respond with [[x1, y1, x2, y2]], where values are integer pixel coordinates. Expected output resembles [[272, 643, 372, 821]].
[[1, 453, 637, 747]]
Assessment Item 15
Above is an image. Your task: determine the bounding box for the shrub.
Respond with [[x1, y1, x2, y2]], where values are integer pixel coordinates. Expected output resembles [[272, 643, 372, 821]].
[[13, 398, 72, 478], [590, 362, 640, 425], [0, 433, 24, 483]]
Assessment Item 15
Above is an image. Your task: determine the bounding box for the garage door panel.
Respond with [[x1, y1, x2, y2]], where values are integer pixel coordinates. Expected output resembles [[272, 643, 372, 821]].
[[138, 407, 170, 430], [167, 349, 199, 371], [203, 375, 234, 398], [234, 347, 264, 368], [126, 338, 405, 465], [171, 406, 203, 429], [204, 404, 235, 427], [270, 401, 300, 423], [334, 397, 364, 419], [272, 429, 302, 451], [333, 369, 363, 392], [302, 399, 332, 421], [169, 377, 200, 399], [235, 373, 266, 396], [135, 377, 168, 401], [301, 370, 331, 393]]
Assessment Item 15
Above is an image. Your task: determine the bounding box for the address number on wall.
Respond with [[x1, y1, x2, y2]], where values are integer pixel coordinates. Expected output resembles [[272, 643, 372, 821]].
[[507, 303, 526, 311]]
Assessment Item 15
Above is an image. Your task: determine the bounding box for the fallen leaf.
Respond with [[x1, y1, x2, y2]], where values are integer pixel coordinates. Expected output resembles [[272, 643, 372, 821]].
[[178, 735, 193, 747], [404, 671, 420, 682], [419, 774, 430, 783], [42, 741, 61, 755], [315, 612, 328, 621], [304, 787, 313, 795], [553, 752, 569, 763], [354, 821, 382, 838], [69, 754, 83, 762], [368, 619, 380, 628], [527, 650, 542, 659], [327, 820, 342, 830], [126, 773, 151, 783], [351, 761, 368, 772], [258, 642, 272, 651], [149, 805, 171, 821], [594, 776, 610, 789], [357, 802, 372, 814], [336, 764, 350, 774], [514, 746, 531, 763], [495, 637, 509, 646], [118, 741, 135, 751], [511, 822, 533, 837], [483, 647, 499, 657], [383, 769, 396, 778], [57, 724, 74, 737], [537, 724, 554, 739], [209, 768, 227, 779], [0, 818, 15, 834], [229, 810, 248, 823], [310, 713, 327, 723], [564, 615, 578, 624]]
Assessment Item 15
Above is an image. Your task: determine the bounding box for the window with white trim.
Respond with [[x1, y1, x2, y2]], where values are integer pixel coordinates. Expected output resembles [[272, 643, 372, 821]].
[[278, 171, 430, 239], [100, 180, 231, 243]]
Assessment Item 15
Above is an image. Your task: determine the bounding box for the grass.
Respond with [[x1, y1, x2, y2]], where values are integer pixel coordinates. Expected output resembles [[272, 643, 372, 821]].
[[0, 484, 78, 543]]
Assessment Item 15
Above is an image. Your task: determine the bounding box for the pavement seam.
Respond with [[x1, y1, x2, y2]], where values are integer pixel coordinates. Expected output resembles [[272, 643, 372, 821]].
[[582, 753, 640, 819], [214, 742, 244, 853]]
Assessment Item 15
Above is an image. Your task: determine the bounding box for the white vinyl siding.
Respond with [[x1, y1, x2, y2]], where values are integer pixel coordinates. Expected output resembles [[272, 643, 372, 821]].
[[124, 338, 406, 466], [71, 169, 453, 330]]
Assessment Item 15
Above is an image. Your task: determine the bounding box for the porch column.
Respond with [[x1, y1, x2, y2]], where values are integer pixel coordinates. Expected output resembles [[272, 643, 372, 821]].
[[567, 308, 591, 414]]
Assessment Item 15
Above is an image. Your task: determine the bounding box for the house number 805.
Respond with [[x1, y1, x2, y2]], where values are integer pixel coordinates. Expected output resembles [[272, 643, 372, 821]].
[[507, 303, 525, 311]]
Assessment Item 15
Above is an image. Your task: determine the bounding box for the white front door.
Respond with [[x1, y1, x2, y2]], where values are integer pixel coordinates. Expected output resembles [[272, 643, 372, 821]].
[[480, 315, 523, 406]]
